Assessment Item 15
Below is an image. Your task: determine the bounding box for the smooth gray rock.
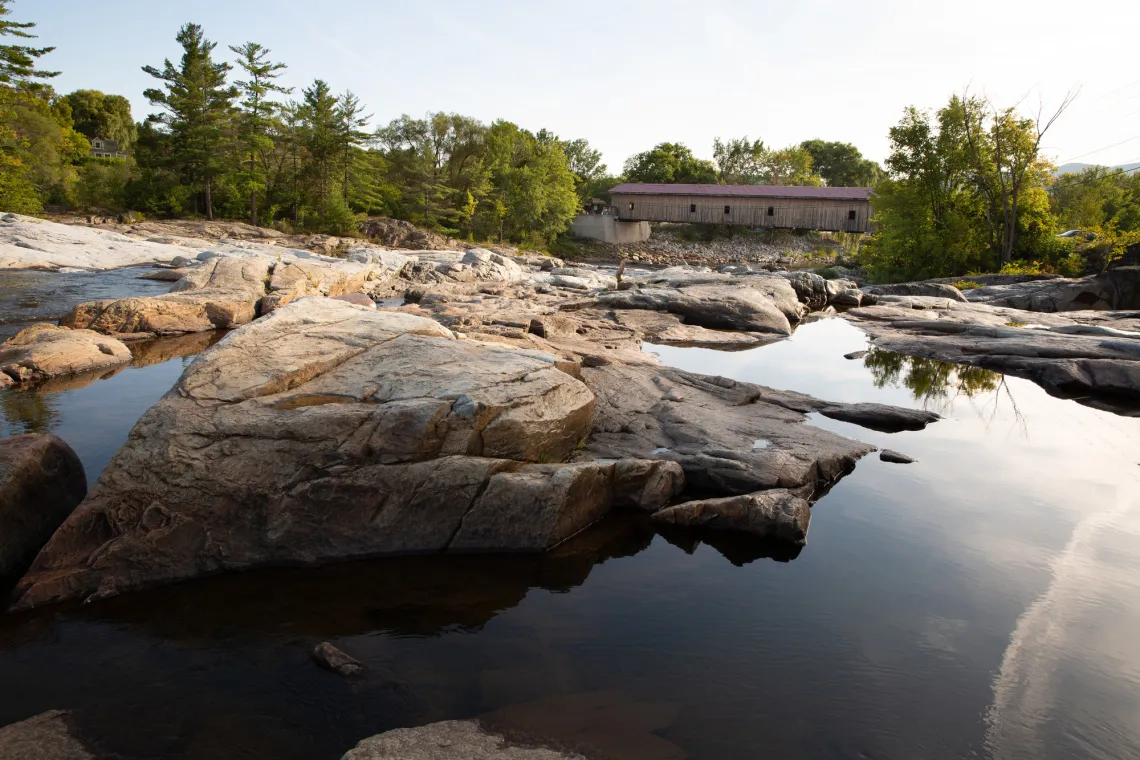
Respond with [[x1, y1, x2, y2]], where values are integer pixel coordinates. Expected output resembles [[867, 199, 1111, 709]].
[[963, 266, 1140, 312], [0, 434, 86, 580], [862, 282, 968, 302], [0, 710, 94, 760], [597, 280, 804, 335], [818, 402, 941, 433], [651, 489, 812, 545], [844, 301, 1140, 407], [577, 364, 934, 498], [880, 449, 916, 464]]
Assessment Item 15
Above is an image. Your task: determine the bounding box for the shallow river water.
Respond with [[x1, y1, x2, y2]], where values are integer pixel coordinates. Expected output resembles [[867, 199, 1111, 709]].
[[1, 301, 1139, 759]]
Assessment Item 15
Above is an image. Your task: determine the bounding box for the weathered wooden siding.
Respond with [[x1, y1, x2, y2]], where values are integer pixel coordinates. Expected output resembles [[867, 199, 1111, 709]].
[[610, 193, 871, 232]]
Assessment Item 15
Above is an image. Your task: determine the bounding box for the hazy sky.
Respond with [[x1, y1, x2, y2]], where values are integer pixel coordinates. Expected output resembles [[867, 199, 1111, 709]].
[[28, 0, 1140, 171]]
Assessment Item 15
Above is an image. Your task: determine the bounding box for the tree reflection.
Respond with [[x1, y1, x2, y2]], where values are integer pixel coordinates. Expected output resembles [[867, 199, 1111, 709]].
[[0, 388, 60, 435], [863, 348, 1001, 403]]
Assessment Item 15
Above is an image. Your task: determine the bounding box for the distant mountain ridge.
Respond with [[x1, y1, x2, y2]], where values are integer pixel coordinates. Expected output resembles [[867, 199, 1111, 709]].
[[1057, 161, 1140, 176]]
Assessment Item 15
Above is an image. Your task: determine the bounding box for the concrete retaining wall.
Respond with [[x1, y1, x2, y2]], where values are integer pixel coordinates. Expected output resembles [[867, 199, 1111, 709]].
[[570, 215, 651, 244]]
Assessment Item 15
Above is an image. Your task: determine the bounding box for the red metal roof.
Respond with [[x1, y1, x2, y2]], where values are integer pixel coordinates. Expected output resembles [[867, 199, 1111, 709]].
[[609, 183, 871, 201]]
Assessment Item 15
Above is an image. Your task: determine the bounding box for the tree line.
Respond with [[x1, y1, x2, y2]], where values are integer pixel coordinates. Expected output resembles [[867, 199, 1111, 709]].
[[1, 0, 1136, 268]]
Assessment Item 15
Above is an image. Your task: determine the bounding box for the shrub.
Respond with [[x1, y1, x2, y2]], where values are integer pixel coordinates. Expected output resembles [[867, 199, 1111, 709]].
[[952, 280, 982, 290]]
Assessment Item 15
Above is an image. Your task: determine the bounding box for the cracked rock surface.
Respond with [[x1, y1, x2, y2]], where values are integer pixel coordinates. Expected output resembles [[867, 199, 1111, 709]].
[[7, 299, 673, 609]]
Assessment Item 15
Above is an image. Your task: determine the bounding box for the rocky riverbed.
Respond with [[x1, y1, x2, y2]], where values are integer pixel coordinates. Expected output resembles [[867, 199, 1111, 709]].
[[1, 214, 1140, 758]]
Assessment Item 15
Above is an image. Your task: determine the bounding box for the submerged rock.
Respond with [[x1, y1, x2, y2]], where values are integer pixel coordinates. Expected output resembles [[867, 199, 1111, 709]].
[[312, 641, 364, 677], [0, 324, 131, 384], [651, 490, 811, 545], [0, 710, 94, 760], [0, 434, 86, 580]]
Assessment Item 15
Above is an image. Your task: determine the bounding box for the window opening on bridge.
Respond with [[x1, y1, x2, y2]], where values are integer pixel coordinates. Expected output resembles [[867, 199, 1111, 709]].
[[724, 205, 730, 215], [767, 206, 774, 216], [629, 202, 634, 211], [848, 209, 856, 220], [690, 204, 696, 213]]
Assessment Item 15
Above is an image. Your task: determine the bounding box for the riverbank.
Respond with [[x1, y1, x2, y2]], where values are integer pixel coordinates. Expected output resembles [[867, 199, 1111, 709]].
[[0, 215, 1139, 758]]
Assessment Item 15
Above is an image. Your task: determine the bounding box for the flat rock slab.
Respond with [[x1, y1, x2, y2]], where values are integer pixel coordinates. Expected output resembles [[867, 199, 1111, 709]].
[[578, 364, 937, 498], [0, 324, 131, 384], [0, 434, 86, 579], [962, 266, 1140, 312], [844, 300, 1140, 407], [8, 299, 677, 610]]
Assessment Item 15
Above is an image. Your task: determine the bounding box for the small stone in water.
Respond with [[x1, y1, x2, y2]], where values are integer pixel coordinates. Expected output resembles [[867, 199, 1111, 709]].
[[844, 350, 867, 360], [312, 642, 364, 677], [880, 449, 916, 464]]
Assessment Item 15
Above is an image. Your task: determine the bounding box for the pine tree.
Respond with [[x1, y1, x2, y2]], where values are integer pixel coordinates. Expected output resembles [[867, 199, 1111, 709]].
[[142, 23, 237, 220], [336, 90, 371, 203], [230, 42, 290, 226], [0, 0, 59, 86]]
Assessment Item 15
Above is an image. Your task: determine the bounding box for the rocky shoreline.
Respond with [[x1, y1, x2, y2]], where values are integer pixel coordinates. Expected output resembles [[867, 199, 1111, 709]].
[[1, 214, 1139, 757]]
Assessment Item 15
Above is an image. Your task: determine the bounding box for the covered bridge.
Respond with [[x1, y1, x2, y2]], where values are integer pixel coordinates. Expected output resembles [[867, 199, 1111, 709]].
[[609, 183, 873, 233]]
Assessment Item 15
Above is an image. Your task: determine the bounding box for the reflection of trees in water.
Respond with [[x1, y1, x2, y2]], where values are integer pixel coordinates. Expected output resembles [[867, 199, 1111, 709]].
[[864, 349, 1001, 402], [0, 389, 59, 435], [863, 348, 1025, 432]]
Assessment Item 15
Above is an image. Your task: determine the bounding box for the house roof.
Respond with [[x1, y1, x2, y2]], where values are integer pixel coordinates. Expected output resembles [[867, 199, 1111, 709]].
[[609, 183, 871, 201]]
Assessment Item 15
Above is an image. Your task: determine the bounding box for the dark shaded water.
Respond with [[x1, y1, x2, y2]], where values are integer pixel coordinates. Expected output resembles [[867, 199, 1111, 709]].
[[1, 300, 1139, 758]]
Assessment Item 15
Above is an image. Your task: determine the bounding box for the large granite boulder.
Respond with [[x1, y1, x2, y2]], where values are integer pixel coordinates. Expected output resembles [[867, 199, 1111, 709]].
[[8, 299, 679, 609], [0, 434, 87, 580], [342, 720, 585, 760], [597, 279, 804, 335], [0, 711, 94, 760], [0, 324, 131, 385]]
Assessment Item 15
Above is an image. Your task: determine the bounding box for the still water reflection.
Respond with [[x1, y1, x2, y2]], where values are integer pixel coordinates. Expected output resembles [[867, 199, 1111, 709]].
[[0, 318, 1137, 760]]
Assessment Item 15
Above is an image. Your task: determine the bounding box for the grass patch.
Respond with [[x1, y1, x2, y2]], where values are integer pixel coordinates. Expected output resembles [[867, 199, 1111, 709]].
[[952, 280, 982, 290]]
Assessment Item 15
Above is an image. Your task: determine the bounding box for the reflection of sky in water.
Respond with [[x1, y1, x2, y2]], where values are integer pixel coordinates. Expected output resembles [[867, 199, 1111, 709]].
[[648, 319, 1140, 760], [0, 318, 1138, 759]]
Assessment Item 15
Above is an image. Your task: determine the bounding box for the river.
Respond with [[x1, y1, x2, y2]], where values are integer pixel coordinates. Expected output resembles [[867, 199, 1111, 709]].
[[0, 280, 1138, 760]]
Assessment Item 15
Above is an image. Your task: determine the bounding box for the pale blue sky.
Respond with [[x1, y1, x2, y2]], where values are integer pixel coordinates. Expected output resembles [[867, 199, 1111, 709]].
[[26, 0, 1140, 171]]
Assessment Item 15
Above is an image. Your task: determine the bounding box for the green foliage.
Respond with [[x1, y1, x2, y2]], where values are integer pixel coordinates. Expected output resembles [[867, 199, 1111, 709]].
[[75, 157, 131, 210], [712, 136, 821, 186], [142, 23, 238, 220], [952, 280, 982, 290], [623, 142, 716, 184], [65, 89, 135, 151], [799, 139, 883, 187]]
